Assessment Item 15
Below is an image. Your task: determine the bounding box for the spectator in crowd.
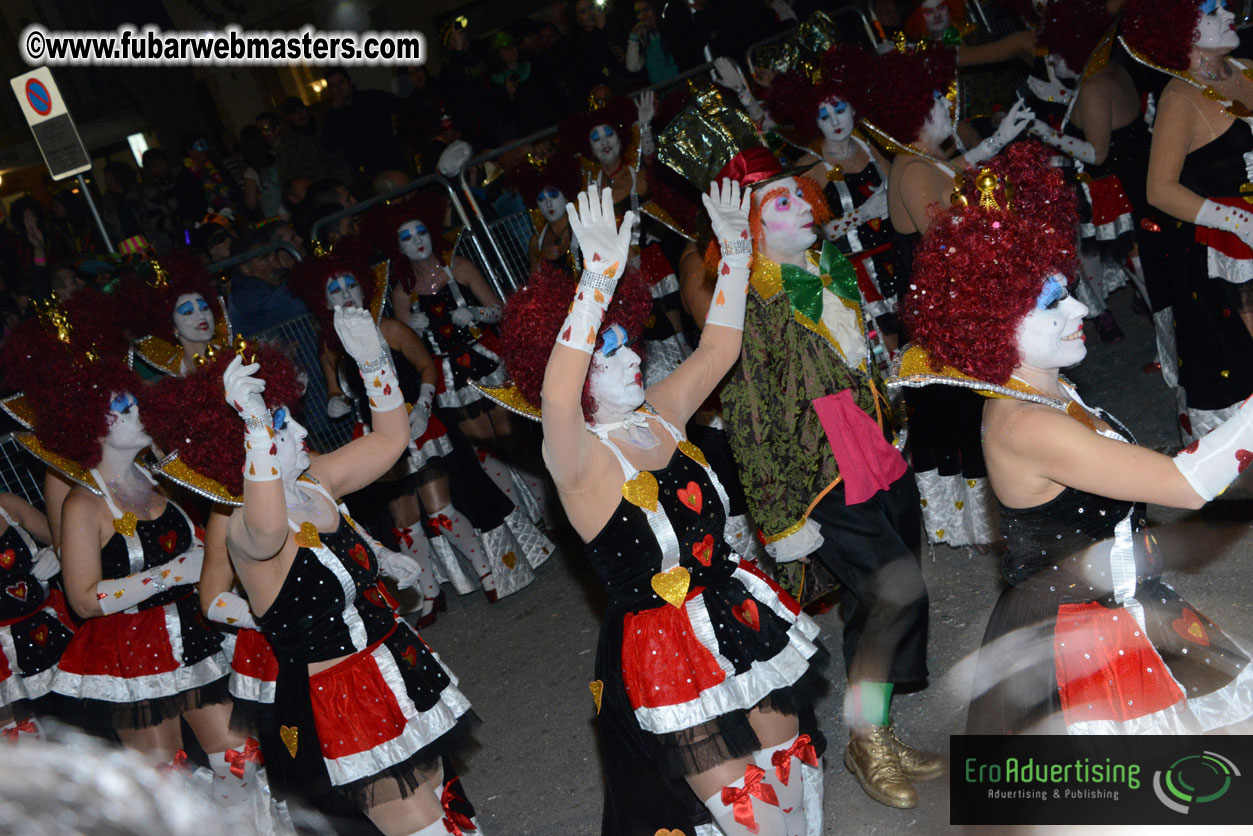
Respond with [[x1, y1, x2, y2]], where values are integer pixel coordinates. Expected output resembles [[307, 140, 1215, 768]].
[[570, 0, 630, 93], [100, 161, 146, 246], [437, 16, 493, 146], [48, 264, 88, 300], [320, 68, 405, 178], [257, 110, 334, 187], [225, 230, 307, 337], [6, 197, 56, 300], [138, 149, 181, 250], [372, 169, 412, 197], [196, 220, 234, 264], [181, 132, 240, 221], [625, 0, 679, 83], [238, 124, 283, 221], [257, 217, 305, 272], [297, 177, 359, 243]]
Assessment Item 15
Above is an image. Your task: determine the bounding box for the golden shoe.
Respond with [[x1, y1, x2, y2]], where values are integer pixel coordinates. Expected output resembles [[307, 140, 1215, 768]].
[[844, 725, 918, 809], [888, 725, 946, 782]]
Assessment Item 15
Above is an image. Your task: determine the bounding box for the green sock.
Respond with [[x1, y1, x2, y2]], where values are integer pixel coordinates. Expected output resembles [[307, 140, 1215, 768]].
[[855, 681, 894, 727]]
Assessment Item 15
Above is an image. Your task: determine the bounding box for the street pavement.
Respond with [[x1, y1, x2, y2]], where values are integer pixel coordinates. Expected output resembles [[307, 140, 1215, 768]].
[[417, 285, 1253, 835]]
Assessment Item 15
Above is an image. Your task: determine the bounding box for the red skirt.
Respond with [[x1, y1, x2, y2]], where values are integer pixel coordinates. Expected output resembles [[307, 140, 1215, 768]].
[[230, 627, 279, 706]]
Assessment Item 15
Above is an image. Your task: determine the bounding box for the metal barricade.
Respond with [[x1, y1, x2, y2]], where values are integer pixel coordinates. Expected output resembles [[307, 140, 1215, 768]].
[[248, 313, 354, 454], [452, 211, 536, 292], [0, 433, 45, 509], [207, 241, 304, 276]]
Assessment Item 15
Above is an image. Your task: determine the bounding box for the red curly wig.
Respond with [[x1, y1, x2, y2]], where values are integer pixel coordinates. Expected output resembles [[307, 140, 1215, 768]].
[[904, 0, 967, 41], [559, 97, 637, 158], [1121, 0, 1204, 71], [499, 261, 653, 421], [849, 45, 957, 147], [1038, 0, 1114, 77], [505, 152, 582, 207], [288, 248, 378, 352], [366, 192, 452, 293], [31, 353, 145, 469], [1, 288, 128, 394], [117, 249, 217, 340], [142, 345, 304, 496], [904, 144, 1080, 384]]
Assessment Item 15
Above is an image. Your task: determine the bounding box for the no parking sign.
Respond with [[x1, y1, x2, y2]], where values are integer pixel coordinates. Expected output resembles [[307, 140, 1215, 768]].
[[9, 67, 92, 180]]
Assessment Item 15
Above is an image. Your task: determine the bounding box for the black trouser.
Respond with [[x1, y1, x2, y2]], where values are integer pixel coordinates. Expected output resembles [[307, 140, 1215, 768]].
[[807, 471, 929, 687]]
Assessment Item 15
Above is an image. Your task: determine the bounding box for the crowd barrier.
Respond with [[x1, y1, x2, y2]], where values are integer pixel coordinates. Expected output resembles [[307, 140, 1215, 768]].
[[0, 433, 45, 509]]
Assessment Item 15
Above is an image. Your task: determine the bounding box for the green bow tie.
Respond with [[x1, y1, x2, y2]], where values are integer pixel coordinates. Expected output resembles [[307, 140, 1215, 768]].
[[780, 243, 861, 322], [941, 25, 964, 46]]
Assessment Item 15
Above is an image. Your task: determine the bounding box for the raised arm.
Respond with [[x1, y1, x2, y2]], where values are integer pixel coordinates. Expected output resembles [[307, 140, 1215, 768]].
[[648, 178, 752, 425], [540, 185, 635, 491], [224, 355, 290, 562]]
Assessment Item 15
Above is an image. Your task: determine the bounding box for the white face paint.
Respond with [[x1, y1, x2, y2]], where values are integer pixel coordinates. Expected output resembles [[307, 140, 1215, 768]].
[[398, 220, 432, 261], [921, 0, 951, 35], [1195, 0, 1239, 51], [1015, 274, 1090, 371], [919, 93, 955, 147], [324, 272, 365, 310], [589, 124, 622, 168], [273, 405, 311, 478], [816, 98, 855, 142], [537, 187, 566, 223], [172, 293, 214, 344], [756, 176, 817, 257], [588, 329, 644, 422], [103, 392, 152, 451]]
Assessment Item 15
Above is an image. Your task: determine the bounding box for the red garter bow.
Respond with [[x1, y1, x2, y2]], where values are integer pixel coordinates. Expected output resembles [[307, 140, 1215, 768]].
[[159, 749, 189, 774], [721, 764, 779, 834], [428, 515, 453, 534], [225, 737, 264, 778], [441, 777, 477, 834], [393, 527, 414, 548], [2, 719, 38, 741], [771, 734, 818, 786]]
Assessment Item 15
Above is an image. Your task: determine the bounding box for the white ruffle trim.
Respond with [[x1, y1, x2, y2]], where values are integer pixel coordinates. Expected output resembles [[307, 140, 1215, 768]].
[[1079, 210, 1133, 243], [764, 518, 825, 563], [51, 646, 232, 704], [410, 430, 454, 471], [321, 640, 472, 788], [914, 470, 1000, 547], [1207, 247, 1253, 284], [631, 563, 821, 735], [229, 669, 277, 705], [650, 272, 680, 298], [0, 606, 64, 707]]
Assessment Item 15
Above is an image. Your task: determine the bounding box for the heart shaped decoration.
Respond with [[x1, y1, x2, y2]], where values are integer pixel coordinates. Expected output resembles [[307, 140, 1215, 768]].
[[589, 680, 604, 714], [732, 599, 760, 631], [432, 303, 446, 317], [293, 522, 321, 549], [159, 531, 178, 553], [721, 263, 730, 276], [32, 624, 48, 645], [363, 587, 385, 607], [401, 645, 418, 667], [677, 481, 702, 513], [715, 289, 726, 307], [279, 725, 299, 758], [113, 513, 139, 538], [692, 534, 714, 566], [936, 528, 945, 539], [622, 471, 659, 512], [456, 354, 472, 368], [954, 501, 964, 510], [677, 440, 708, 467], [654, 830, 685, 836], [967, 479, 977, 488], [1172, 608, 1210, 647], [1237, 450, 1252, 474], [349, 544, 370, 569], [0, 549, 15, 570], [650, 566, 691, 609], [867, 218, 882, 231], [501, 551, 517, 569], [6, 582, 28, 600], [562, 326, 572, 341]]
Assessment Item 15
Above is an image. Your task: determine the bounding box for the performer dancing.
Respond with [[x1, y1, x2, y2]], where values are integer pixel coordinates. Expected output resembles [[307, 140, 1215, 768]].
[[895, 154, 1253, 734], [496, 183, 825, 835]]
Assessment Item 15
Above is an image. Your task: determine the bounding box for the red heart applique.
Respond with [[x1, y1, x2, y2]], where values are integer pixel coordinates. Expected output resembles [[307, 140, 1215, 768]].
[[401, 645, 418, 667], [732, 599, 760, 631], [676, 481, 702, 513], [739, 229, 749, 239], [592, 253, 601, 262], [1179, 413, 1193, 436], [692, 534, 714, 566], [269, 443, 278, 456], [1237, 450, 1253, 473], [31, 624, 48, 645], [476, 448, 490, 463], [349, 544, 370, 569], [383, 384, 393, 395], [0, 549, 15, 570], [363, 587, 385, 607], [1172, 608, 1210, 647], [432, 303, 445, 317], [562, 326, 572, 341], [439, 324, 454, 337], [867, 218, 882, 231], [1183, 440, 1200, 454], [455, 354, 472, 368], [6, 582, 28, 601], [721, 263, 730, 275], [159, 531, 178, 553]]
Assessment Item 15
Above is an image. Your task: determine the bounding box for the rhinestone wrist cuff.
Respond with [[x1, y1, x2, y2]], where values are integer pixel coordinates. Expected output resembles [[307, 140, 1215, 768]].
[[358, 353, 390, 375], [720, 238, 752, 258], [242, 411, 272, 433], [579, 270, 617, 296]]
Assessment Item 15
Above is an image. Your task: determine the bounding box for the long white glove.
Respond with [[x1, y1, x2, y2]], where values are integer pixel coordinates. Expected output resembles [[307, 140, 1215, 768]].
[[407, 308, 430, 333], [96, 548, 204, 616], [30, 546, 60, 581], [559, 186, 635, 354], [1195, 199, 1253, 249], [207, 591, 258, 630], [1173, 396, 1253, 501], [326, 394, 353, 419], [713, 57, 767, 124], [822, 188, 888, 241], [224, 355, 279, 483], [701, 178, 753, 331], [409, 382, 436, 439], [336, 306, 403, 413], [450, 305, 502, 327], [636, 90, 656, 159], [1029, 119, 1096, 165], [351, 522, 423, 590], [964, 98, 1034, 166], [1027, 60, 1074, 105]]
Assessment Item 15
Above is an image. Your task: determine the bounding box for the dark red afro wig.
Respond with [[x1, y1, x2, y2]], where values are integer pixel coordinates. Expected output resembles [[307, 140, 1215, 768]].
[[1038, 0, 1113, 77], [366, 191, 452, 292], [117, 248, 217, 340], [288, 247, 378, 350], [143, 344, 304, 496], [768, 45, 869, 140], [505, 152, 582, 207], [850, 45, 957, 147], [1121, 0, 1204, 72], [559, 97, 636, 158], [903, 143, 1079, 384], [499, 261, 653, 421], [32, 353, 144, 469], [1, 288, 127, 394]]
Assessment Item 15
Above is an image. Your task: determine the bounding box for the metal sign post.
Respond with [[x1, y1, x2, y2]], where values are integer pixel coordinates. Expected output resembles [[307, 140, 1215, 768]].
[[10, 67, 114, 253]]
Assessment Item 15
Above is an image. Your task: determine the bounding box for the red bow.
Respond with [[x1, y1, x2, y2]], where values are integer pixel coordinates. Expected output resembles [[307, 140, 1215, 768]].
[[159, 750, 189, 774], [428, 515, 453, 533], [393, 527, 414, 548], [224, 737, 264, 778], [720, 764, 779, 834], [441, 777, 477, 835], [771, 734, 818, 786], [1, 719, 38, 741]]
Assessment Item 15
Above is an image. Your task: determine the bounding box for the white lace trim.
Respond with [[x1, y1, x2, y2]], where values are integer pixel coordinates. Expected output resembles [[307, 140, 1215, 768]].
[[764, 518, 825, 563], [1207, 247, 1253, 284]]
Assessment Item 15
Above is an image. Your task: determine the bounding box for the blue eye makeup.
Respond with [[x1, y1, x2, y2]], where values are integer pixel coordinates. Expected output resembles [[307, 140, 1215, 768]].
[[110, 393, 137, 414], [597, 324, 634, 357], [539, 188, 561, 200], [1201, 0, 1226, 14], [175, 301, 194, 316], [398, 223, 427, 242], [197, 298, 210, 312], [273, 406, 289, 430], [1036, 275, 1069, 310]]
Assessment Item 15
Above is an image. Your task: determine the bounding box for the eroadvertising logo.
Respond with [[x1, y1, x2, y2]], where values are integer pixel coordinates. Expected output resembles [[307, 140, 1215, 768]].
[[951, 736, 1248, 826]]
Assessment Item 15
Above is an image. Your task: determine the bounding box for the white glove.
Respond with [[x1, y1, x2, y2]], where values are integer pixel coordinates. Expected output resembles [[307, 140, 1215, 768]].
[[223, 355, 268, 423], [376, 548, 423, 590], [1173, 395, 1253, 501], [326, 394, 353, 419], [1196, 199, 1253, 249], [207, 591, 258, 630], [224, 355, 280, 483], [450, 305, 500, 327], [1026, 59, 1074, 105], [407, 309, 430, 333], [636, 91, 656, 159], [336, 306, 404, 413], [558, 186, 635, 354], [1028, 119, 1096, 164], [713, 57, 766, 123], [1243, 151, 1253, 184], [857, 188, 889, 222], [96, 548, 204, 616], [30, 546, 60, 581], [450, 307, 474, 327], [700, 178, 754, 330], [965, 98, 1034, 166], [408, 383, 435, 439]]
